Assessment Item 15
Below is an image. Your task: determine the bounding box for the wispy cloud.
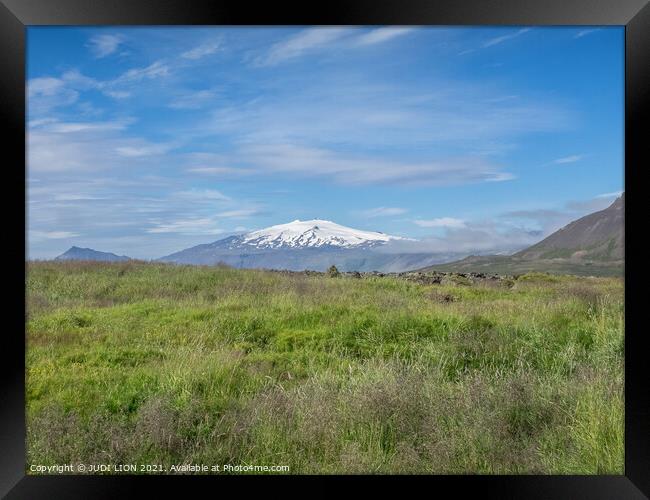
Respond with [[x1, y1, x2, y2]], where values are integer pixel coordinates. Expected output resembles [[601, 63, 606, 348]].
[[103, 90, 131, 99], [596, 190, 623, 198], [30, 230, 81, 240], [111, 60, 170, 85], [146, 217, 225, 235], [360, 207, 408, 218], [482, 28, 531, 48], [87, 34, 125, 58], [173, 189, 230, 202], [256, 28, 354, 66], [574, 29, 600, 39], [216, 208, 261, 218], [169, 89, 217, 109], [27, 119, 177, 173], [181, 41, 221, 60], [356, 27, 414, 46], [553, 154, 583, 164], [413, 217, 466, 228], [26, 171, 259, 257], [39, 119, 131, 134], [203, 74, 572, 153], [231, 143, 516, 186], [115, 142, 176, 158], [28, 60, 172, 112], [255, 27, 413, 66], [186, 166, 253, 177]]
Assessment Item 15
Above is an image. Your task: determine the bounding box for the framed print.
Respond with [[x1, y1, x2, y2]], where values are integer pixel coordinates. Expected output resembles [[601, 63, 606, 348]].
[[1, 0, 649, 497]]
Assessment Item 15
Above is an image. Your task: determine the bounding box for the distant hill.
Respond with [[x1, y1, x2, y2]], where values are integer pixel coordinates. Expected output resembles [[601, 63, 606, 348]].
[[55, 246, 131, 262], [420, 195, 624, 277]]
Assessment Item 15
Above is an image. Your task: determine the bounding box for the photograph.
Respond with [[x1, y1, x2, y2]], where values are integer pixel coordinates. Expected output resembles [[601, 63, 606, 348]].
[[25, 25, 625, 475]]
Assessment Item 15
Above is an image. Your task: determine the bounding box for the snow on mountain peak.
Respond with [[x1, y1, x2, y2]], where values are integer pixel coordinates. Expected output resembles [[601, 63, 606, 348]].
[[240, 219, 405, 249]]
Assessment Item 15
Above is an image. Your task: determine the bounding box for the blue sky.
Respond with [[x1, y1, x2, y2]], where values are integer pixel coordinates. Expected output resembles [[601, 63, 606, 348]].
[[27, 26, 624, 259]]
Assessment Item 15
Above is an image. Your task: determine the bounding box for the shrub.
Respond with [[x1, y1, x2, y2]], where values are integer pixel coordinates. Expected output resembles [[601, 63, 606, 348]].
[[327, 265, 340, 278]]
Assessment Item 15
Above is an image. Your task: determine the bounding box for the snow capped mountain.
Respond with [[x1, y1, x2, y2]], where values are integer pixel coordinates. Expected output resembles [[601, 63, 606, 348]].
[[239, 219, 405, 249], [157, 218, 445, 271]]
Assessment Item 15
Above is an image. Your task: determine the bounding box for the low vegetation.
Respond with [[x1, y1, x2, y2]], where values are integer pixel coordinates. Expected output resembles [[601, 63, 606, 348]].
[[26, 261, 624, 474]]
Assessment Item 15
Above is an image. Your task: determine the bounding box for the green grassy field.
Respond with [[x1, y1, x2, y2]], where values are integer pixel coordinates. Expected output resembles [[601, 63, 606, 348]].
[[26, 261, 624, 474], [423, 255, 623, 277]]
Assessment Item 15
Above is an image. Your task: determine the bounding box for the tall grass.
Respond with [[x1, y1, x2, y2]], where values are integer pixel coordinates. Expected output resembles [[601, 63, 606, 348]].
[[26, 261, 623, 474]]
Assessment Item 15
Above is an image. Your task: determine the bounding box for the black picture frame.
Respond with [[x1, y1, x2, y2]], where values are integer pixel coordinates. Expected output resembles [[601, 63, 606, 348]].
[[1, 0, 648, 497]]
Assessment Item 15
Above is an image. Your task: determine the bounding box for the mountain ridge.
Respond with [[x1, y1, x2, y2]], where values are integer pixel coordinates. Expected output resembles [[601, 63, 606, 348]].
[[55, 246, 131, 262]]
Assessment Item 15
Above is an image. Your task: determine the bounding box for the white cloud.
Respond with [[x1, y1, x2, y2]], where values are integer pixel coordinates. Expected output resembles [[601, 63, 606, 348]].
[[596, 190, 623, 198], [28, 60, 171, 114], [553, 154, 583, 164], [256, 28, 354, 66], [413, 217, 466, 228], [360, 207, 408, 218], [181, 42, 220, 60], [115, 142, 176, 158], [255, 27, 415, 66], [216, 209, 260, 218], [187, 166, 253, 176], [87, 34, 125, 58], [485, 172, 517, 182], [28, 77, 67, 97], [185, 142, 516, 186], [30, 230, 80, 240], [28, 77, 79, 113], [53, 194, 108, 201], [482, 28, 531, 48], [236, 143, 515, 186], [174, 189, 230, 201], [27, 173, 257, 258], [103, 90, 131, 99], [574, 29, 599, 39], [203, 76, 572, 155], [27, 120, 177, 173], [146, 217, 225, 235], [111, 61, 170, 85], [61, 69, 99, 89], [356, 27, 414, 46], [43, 120, 130, 134]]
